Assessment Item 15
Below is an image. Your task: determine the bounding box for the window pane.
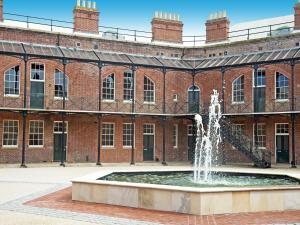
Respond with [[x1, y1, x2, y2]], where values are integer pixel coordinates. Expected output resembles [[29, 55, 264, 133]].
[[29, 121, 44, 146], [3, 120, 19, 146], [144, 76, 155, 102], [103, 74, 115, 100], [124, 72, 134, 101], [123, 123, 134, 147], [55, 70, 68, 98], [4, 66, 20, 95], [31, 64, 44, 81], [102, 123, 114, 147], [276, 72, 288, 100], [233, 76, 244, 103]]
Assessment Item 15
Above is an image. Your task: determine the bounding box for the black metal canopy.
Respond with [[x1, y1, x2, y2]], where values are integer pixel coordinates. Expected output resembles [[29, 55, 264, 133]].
[[0, 40, 300, 72]]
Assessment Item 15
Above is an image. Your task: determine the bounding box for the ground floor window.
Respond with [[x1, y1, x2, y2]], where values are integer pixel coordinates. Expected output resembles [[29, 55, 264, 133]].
[[29, 120, 44, 147], [102, 123, 114, 147], [3, 120, 19, 147], [232, 124, 245, 138], [276, 123, 289, 134], [254, 123, 266, 149], [173, 124, 178, 148], [53, 121, 68, 133], [123, 123, 134, 147], [143, 124, 154, 135]]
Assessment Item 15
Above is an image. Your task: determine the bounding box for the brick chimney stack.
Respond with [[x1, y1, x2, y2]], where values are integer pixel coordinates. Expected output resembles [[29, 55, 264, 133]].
[[151, 11, 183, 43], [0, 0, 3, 22], [205, 11, 230, 43], [73, 0, 99, 33], [294, 0, 300, 29]]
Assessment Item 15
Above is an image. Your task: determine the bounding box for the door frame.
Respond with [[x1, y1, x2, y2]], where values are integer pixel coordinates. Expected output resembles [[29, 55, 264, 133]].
[[143, 123, 155, 161], [53, 121, 68, 162], [252, 68, 266, 112], [187, 85, 200, 113], [30, 62, 46, 108], [274, 123, 289, 164]]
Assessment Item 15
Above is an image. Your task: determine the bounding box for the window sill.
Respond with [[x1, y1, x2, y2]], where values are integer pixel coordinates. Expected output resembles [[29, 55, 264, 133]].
[[102, 100, 115, 103], [232, 101, 245, 105], [4, 95, 20, 98], [123, 146, 135, 149], [102, 146, 115, 149], [2, 146, 18, 149], [275, 99, 289, 103], [144, 102, 155, 105], [54, 97, 69, 101], [123, 100, 133, 104]]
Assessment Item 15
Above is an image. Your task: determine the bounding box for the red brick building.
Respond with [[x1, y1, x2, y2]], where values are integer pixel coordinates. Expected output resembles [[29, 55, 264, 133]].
[[0, 0, 299, 167]]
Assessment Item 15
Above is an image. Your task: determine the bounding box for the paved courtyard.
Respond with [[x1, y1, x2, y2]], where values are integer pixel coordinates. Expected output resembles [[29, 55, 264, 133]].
[[0, 163, 300, 225]]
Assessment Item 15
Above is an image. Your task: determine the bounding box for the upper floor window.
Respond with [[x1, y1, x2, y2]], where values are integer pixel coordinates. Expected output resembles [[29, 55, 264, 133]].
[[31, 64, 44, 81], [55, 69, 68, 98], [144, 76, 155, 103], [124, 72, 134, 101], [276, 72, 288, 100], [253, 69, 265, 87], [232, 75, 244, 103], [4, 66, 20, 96], [102, 74, 115, 101]]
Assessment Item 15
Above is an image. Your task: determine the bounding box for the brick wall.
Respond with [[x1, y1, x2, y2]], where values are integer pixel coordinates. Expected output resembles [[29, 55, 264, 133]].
[[73, 7, 99, 33], [295, 2, 300, 29], [205, 17, 230, 43]]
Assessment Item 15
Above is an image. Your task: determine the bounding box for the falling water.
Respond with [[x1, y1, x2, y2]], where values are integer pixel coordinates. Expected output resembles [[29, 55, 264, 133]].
[[193, 90, 222, 182]]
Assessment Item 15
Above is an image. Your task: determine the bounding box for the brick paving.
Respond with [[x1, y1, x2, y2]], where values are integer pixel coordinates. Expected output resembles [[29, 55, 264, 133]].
[[25, 187, 300, 225]]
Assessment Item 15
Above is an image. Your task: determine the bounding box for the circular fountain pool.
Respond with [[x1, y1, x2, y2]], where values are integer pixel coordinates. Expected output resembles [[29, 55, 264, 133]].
[[100, 171, 300, 188]]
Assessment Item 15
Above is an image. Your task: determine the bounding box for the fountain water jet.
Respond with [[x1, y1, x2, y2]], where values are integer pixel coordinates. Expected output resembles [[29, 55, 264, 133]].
[[193, 90, 222, 182]]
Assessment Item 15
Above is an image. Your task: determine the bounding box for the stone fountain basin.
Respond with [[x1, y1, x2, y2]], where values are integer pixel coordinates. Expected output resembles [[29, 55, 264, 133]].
[[72, 167, 300, 216]]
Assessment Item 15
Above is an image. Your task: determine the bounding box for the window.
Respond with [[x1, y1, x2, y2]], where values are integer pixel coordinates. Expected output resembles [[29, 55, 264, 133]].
[[173, 124, 178, 148], [276, 72, 288, 100], [124, 72, 134, 101], [53, 121, 68, 133], [102, 74, 115, 101], [232, 124, 245, 137], [4, 66, 20, 96], [187, 125, 196, 136], [31, 64, 44, 81], [3, 120, 18, 147], [232, 76, 244, 103], [276, 124, 289, 134], [143, 124, 154, 135], [123, 123, 134, 147], [102, 123, 114, 147], [253, 69, 265, 87], [54, 70, 68, 98], [29, 120, 44, 147], [254, 123, 266, 149], [144, 76, 155, 103]]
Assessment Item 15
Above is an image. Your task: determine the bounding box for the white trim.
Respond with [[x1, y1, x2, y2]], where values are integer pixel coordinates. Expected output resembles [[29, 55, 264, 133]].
[[252, 68, 266, 88], [123, 71, 135, 102], [232, 75, 245, 104], [187, 124, 193, 136], [143, 75, 156, 104], [274, 123, 290, 164], [102, 122, 115, 148], [3, 65, 21, 97], [2, 120, 19, 148], [122, 123, 135, 149], [143, 123, 155, 161], [173, 124, 178, 148], [30, 63, 45, 82], [28, 120, 44, 148], [102, 73, 115, 101]]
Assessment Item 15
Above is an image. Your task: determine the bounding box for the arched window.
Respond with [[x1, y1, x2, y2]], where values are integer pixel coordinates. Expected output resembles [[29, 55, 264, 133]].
[[144, 76, 155, 103], [276, 72, 288, 100], [232, 75, 244, 103], [4, 66, 20, 96], [124, 72, 134, 101], [188, 86, 200, 113], [103, 74, 115, 100], [55, 69, 68, 98]]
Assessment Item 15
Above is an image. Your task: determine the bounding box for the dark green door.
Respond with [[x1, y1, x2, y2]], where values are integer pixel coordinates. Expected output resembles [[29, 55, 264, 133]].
[[30, 81, 44, 109], [188, 87, 200, 113], [143, 135, 154, 161], [254, 87, 265, 112], [54, 133, 67, 161], [276, 135, 289, 163], [188, 136, 194, 161]]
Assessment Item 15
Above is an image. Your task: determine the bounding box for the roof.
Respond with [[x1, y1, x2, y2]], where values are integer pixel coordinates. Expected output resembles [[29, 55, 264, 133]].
[[0, 40, 299, 72]]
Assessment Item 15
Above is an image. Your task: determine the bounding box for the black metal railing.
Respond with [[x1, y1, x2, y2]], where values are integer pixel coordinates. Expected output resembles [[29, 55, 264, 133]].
[[220, 118, 271, 168], [2, 12, 295, 46]]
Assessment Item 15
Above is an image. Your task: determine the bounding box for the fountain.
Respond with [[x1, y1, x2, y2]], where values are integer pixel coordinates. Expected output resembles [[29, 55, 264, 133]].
[[72, 90, 300, 216], [193, 90, 222, 182]]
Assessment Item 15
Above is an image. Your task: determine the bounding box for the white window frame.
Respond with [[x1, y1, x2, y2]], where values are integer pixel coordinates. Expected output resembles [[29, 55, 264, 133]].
[[275, 72, 289, 102], [232, 75, 245, 104], [4, 66, 21, 97], [173, 124, 178, 148], [122, 123, 135, 148], [123, 71, 135, 103], [187, 125, 194, 136], [102, 122, 115, 148], [253, 123, 266, 150], [252, 68, 266, 88], [143, 75, 155, 104], [29, 120, 44, 148], [2, 120, 19, 148], [30, 63, 45, 82], [53, 121, 68, 134], [102, 73, 115, 102], [54, 69, 69, 100]]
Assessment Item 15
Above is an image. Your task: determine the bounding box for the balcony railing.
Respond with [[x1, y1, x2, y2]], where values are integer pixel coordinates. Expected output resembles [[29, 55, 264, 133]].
[[2, 12, 295, 47]]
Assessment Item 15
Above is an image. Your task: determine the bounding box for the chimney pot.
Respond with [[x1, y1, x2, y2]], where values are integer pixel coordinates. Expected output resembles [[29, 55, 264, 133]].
[[87, 0, 91, 9], [77, 0, 81, 8], [82, 0, 86, 8], [92, 1, 96, 9]]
